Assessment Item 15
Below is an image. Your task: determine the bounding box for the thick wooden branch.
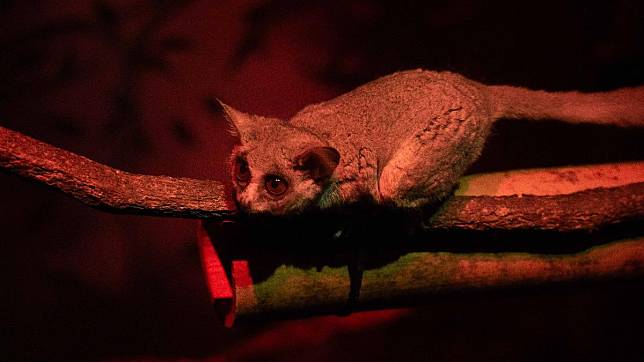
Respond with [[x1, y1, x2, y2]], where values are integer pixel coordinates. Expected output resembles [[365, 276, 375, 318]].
[[0, 126, 229, 218], [1, 125, 643, 231], [3, 126, 643, 326], [429, 182, 644, 231]]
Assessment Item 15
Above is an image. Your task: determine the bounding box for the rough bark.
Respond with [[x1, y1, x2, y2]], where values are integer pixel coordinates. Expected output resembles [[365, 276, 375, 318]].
[[3, 125, 644, 326], [2, 126, 643, 231], [429, 182, 644, 231], [0, 126, 229, 218]]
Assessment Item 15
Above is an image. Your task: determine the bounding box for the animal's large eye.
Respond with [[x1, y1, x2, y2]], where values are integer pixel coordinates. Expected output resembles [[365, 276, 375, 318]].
[[264, 175, 288, 196], [234, 158, 251, 186]]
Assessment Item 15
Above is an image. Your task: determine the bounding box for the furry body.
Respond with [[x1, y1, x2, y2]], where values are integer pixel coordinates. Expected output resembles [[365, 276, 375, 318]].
[[223, 69, 643, 214]]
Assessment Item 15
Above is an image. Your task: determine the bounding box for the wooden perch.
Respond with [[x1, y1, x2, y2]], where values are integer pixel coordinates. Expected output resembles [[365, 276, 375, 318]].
[[430, 182, 644, 231], [198, 226, 644, 326], [2, 125, 643, 327], [2, 125, 643, 231], [0, 126, 229, 218]]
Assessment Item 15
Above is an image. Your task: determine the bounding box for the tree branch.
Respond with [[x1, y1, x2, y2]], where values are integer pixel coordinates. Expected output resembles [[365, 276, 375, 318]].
[[3, 125, 643, 326], [1, 125, 643, 229], [429, 182, 644, 231], [0, 126, 229, 218]]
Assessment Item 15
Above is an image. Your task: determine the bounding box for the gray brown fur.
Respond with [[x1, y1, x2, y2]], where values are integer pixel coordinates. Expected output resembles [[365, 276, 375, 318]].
[[223, 69, 644, 214]]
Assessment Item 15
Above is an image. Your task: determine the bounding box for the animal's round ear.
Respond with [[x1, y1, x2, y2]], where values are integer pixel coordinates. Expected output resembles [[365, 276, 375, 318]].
[[294, 147, 340, 182], [216, 99, 253, 141]]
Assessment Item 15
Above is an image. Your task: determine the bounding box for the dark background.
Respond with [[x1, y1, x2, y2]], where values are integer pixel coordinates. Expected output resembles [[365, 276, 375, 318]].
[[2, 0, 643, 360]]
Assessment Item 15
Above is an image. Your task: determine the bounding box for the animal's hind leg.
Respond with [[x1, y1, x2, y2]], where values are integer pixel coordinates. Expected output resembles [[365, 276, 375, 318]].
[[378, 138, 460, 208], [378, 145, 425, 207], [377, 86, 491, 208], [378, 125, 480, 208]]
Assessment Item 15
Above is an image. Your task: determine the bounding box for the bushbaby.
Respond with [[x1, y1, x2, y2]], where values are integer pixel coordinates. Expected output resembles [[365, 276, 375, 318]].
[[221, 69, 643, 214]]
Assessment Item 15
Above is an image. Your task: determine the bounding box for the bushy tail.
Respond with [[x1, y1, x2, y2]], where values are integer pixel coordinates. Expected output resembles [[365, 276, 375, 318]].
[[487, 84, 644, 127]]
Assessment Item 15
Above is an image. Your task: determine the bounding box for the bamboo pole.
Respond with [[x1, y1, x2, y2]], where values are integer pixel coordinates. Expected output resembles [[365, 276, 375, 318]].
[[199, 220, 644, 326]]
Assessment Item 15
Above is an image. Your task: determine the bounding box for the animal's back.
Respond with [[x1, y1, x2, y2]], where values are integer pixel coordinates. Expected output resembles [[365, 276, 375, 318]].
[[291, 70, 494, 204], [292, 70, 490, 160], [226, 68, 643, 213]]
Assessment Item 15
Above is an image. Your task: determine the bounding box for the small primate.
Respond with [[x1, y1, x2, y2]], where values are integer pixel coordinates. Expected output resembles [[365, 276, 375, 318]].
[[221, 69, 644, 214]]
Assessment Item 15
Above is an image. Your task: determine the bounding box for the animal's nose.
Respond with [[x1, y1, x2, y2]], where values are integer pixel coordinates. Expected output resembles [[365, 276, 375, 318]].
[[234, 195, 251, 212]]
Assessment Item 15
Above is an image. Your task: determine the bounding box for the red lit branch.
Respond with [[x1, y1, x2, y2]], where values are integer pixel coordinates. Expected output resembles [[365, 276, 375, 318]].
[[0, 126, 229, 218], [2, 126, 643, 230], [429, 182, 644, 231], [2, 125, 644, 326]]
